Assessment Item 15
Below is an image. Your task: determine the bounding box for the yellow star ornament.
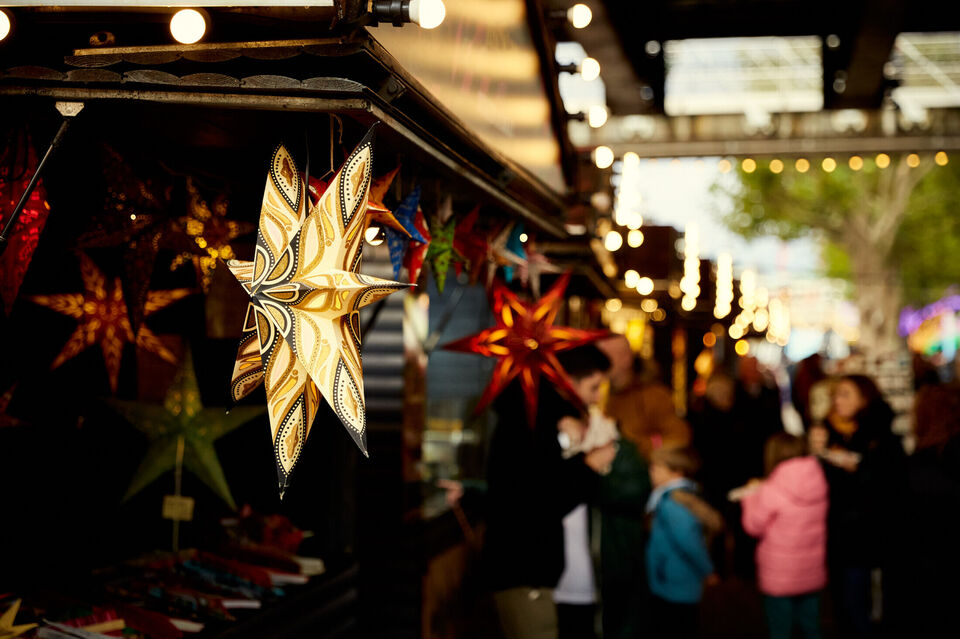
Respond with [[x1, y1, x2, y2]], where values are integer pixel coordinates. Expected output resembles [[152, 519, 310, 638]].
[[28, 253, 192, 393], [0, 600, 37, 639], [227, 127, 407, 497]]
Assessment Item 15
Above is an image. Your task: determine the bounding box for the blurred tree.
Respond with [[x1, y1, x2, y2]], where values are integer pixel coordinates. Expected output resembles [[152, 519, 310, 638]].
[[718, 155, 960, 353]]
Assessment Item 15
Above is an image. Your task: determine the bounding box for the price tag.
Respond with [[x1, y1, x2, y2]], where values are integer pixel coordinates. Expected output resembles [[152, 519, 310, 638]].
[[162, 495, 195, 521]]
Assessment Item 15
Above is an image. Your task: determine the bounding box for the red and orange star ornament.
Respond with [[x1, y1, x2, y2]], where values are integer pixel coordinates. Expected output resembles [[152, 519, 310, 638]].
[[444, 272, 607, 427]]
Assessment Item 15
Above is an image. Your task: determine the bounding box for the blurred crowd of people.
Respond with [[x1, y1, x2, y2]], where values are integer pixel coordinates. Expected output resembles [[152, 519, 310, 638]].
[[443, 338, 960, 638]]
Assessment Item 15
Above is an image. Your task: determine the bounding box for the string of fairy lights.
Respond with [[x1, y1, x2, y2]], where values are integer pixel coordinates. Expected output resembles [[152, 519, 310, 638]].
[[595, 149, 957, 347]]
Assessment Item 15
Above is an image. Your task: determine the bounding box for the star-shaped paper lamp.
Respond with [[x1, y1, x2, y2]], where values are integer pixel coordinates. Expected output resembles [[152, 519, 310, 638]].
[[404, 202, 432, 286], [384, 186, 428, 280], [112, 349, 263, 509], [0, 133, 50, 317], [453, 206, 489, 285], [445, 272, 607, 428], [28, 253, 192, 393], [0, 599, 37, 639], [170, 178, 255, 293], [425, 196, 464, 293], [519, 241, 563, 299], [486, 222, 528, 287], [227, 128, 407, 496], [366, 165, 409, 237]]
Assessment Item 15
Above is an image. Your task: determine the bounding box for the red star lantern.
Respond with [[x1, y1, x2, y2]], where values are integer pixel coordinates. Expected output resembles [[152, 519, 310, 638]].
[[444, 272, 607, 427], [453, 206, 490, 285]]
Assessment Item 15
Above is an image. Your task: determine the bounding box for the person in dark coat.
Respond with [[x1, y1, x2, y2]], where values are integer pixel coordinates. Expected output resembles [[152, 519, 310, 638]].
[[884, 383, 960, 637], [483, 371, 615, 639], [820, 374, 906, 639]]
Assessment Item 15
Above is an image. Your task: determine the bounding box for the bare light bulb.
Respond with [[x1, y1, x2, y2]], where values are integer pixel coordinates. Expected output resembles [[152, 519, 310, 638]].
[[0, 10, 10, 42], [604, 230, 623, 252], [588, 105, 608, 128], [636, 277, 654, 296], [627, 229, 644, 247], [170, 9, 206, 44], [365, 226, 385, 246], [593, 145, 614, 169], [580, 57, 601, 81], [624, 269, 640, 288], [409, 0, 446, 29], [568, 4, 592, 29]]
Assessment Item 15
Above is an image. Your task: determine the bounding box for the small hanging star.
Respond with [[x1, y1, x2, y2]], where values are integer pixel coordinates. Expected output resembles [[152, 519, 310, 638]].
[[111, 349, 264, 509], [384, 186, 428, 280], [425, 196, 465, 293], [28, 253, 192, 394]]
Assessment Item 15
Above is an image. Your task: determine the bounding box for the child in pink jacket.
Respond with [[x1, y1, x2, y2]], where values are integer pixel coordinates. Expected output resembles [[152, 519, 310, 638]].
[[741, 433, 828, 639]]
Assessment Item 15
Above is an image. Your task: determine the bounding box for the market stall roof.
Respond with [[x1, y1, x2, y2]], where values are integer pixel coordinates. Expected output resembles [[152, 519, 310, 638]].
[[0, 12, 571, 238]]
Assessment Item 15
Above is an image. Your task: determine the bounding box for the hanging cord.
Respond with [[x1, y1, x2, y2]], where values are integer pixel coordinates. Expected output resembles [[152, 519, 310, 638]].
[[315, 114, 344, 184]]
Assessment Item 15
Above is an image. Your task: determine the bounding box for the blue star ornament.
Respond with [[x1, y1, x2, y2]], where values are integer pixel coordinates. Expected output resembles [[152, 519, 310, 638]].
[[384, 186, 427, 279]]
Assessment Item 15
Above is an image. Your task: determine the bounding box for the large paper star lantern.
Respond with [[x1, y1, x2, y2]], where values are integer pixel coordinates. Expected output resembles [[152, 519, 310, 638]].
[[0, 133, 50, 317], [0, 599, 36, 639], [111, 349, 263, 509], [444, 272, 607, 427], [366, 165, 410, 237], [227, 128, 407, 496], [453, 206, 488, 285], [384, 186, 428, 280], [75, 145, 174, 332], [170, 178, 255, 293], [404, 202, 432, 286], [486, 222, 528, 287], [28, 253, 192, 393], [425, 196, 465, 293]]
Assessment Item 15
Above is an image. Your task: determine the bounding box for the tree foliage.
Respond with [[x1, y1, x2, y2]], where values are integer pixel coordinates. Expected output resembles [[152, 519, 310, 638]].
[[717, 155, 960, 306]]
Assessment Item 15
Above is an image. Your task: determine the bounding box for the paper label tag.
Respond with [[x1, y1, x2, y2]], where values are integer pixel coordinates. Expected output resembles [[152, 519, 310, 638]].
[[162, 495, 195, 521]]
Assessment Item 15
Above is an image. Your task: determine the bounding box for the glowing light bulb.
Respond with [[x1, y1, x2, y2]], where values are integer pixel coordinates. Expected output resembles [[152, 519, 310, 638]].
[[364, 226, 385, 246], [641, 299, 658, 313], [795, 158, 810, 173], [907, 153, 920, 168], [624, 269, 640, 288], [605, 298, 622, 312], [588, 105, 608, 128], [849, 156, 863, 171], [636, 277, 654, 296], [170, 9, 206, 44], [735, 339, 750, 356], [568, 3, 592, 29], [769, 159, 784, 174], [0, 10, 10, 42], [681, 295, 696, 311], [876, 153, 890, 169], [593, 145, 614, 169], [822, 157, 837, 172], [936, 151, 949, 166], [741, 158, 757, 173], [409, 0, 446, 29], [580, 57, 601, 81], [604, 230, 623, 252], [718, 159, 732, 173], [627, 229, 644, 247]]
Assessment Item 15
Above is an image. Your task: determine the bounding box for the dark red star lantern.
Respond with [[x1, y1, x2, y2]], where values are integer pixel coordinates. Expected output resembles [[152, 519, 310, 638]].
[[444, 272, 608, 428]]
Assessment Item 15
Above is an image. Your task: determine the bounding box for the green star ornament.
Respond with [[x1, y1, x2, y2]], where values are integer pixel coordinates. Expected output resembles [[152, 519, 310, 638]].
[[425, 196, 465, 293], [112, 349, 264, 509]]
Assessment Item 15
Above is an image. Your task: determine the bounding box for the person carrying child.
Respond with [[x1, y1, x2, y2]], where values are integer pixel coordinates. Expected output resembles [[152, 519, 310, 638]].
[[739, 433, 828, 639], [645, 446, 722, 639]]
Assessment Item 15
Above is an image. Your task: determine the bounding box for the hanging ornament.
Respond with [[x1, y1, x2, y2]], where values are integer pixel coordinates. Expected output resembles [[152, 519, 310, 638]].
[[425, 195, 465, 293], [453, 206, 489, 285], [170, 178, 255, 293], [0, 132, 51, 316], [28, 253, 192, 393], [112, 349, 263, 509], [0, 599, 37, 639], [503, 223, 528, 282], [518, 240, 563, 299], [444, 272, 607, 427], [403, 202, 432, 285], [75, 145, 174, 333], [486, 222, 527, 287], [383, 186, 428, 280], [365, 165, 410, 236], [227, 128, 406, 497]]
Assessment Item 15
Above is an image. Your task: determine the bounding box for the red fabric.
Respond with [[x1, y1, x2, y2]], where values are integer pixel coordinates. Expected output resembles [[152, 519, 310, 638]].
[[742, 456, 829, 596]]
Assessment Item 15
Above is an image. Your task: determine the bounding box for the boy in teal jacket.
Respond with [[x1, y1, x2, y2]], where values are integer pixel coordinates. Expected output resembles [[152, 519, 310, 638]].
[[646, 446, 722, 639]]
